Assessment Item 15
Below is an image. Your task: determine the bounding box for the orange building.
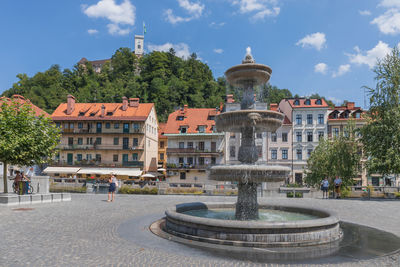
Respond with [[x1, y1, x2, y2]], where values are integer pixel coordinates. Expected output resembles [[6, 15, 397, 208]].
[[51, 95, 158, 172], [158, 123, 167, 169]]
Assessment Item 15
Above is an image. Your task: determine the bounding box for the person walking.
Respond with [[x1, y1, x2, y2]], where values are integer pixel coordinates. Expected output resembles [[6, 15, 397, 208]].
[[334, 176, 342, 199], [320, 177, 329, 199], [107, 173, 118, 202]]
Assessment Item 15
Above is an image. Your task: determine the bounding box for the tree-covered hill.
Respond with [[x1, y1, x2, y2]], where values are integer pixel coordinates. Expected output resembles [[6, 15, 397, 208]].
[[1, 47, 333, 122]]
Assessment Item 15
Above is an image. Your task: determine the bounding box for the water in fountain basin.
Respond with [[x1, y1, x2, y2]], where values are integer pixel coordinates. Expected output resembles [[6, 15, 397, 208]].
[[182, 208, 318, 221]]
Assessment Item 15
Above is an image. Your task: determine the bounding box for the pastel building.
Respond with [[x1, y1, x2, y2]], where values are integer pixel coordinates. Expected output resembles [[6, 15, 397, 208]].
[[164, 105, 225, 184], [51, 95, 158, 172]]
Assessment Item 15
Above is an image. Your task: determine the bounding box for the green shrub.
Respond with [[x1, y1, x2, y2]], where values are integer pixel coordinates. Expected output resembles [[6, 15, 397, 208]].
[[118, 185, 158, 195], [394, 192, 400, 198], [287, 192, 294, 198], [166, 187, 203, 195], [286, 183, 302, 188], [295, 192, 303, 198], [50, 186, 86, 193], [341, 187, 351, 198]]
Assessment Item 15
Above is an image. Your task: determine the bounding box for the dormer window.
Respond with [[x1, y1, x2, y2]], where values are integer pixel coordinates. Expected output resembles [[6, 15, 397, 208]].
[[177, 116, 184, 121], [198, 125, 206, 133], [294, 99, 300, 106], [90, 113, 96, 117], [355, 112, 361, 118], [315, 99, 322, 105], [106, 112, 113, 116], [79, 112, 85, 116], [208, 116, 215, 120], [180, 127, 187, 134], [211, 125, 216, 132], [304, 99, 311, 105], [332, 112, 338, 119]]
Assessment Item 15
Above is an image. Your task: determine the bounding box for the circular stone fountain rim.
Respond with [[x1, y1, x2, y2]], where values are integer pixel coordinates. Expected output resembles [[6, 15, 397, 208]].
[[225, 63, 272, 76], [216, 109, 285, 117], [166, 203, 340, 229]]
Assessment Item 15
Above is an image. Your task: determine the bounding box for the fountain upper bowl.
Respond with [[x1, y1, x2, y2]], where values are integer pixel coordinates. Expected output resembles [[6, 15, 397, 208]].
[[225, 63, 272, 87]]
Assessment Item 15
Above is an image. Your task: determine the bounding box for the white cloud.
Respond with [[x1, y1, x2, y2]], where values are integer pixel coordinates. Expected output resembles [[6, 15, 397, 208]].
[[82, 0, 135, 36], [371, 8, 400, 34], [347, 41, 392, 68], [213, 48, 224, 54], [87, 29, 99, 34], [107, 24, 130, 36], [209, 22, 226, 28], [359, 10, 371, 16], [296, 32, 326, 51], [231, 0, 280, 21], [314, 63, 327, 74], [332, 64, 350, 78], [148, 43, 191, 59], [164, 0, 205, 24], [327, 96, 342, 105], [379, 0, 400, 8]]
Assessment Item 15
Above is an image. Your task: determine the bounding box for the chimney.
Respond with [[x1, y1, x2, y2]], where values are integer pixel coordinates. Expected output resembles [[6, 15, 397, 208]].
[[270, 103, 278, 111], [67, 95, 75, 115], [122, 96, 128, 111], [219, 102, 224, 112], [184, 104, 188, 113], [129, 98, 140, 107], [101, 104, 105, 117], [347, 102, 355, 109], [226, 94, 234, 103]]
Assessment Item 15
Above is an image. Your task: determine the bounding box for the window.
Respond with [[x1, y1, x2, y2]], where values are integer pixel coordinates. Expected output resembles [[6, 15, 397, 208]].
[[296, 149, 302, 160], [160, 141, 164, 149], [180, 127, 187, 134], [123, 123, 129, 133], [271, 149, 277, 159], [333, 128, 339, 137], [198, 125, 205, 133], [132, 153, 138, 161], [106, 112, 113, 116], [114, 138, 119, 145], [307, 149, 313, 158], [114, 123, 120, 129], [78, 122, 83, 129], [256, 133, 262, 139], [307, 131, 313, 142], [316, 99, 322, 105], [318, 114, 324, 124], [211, 125, 216, 132], [294, 99, 300, 105], [208, 116, 215, 120], [179, 142, 184, 149], [95, 154, 101, 162], [77, 138, 83, 145], [187, 157, 193, 165], [95, 137, 102, 145], [307, 114, 313, 125], [70, 123, 74, 129], [159, 153, 164, 160], [87, 137, 93, 145], [133, 138, 138, 146], [282, 149, 288, 159], [318, 131, 324, 140], [282, 133, 288, 142], [296, 132, 302, 142], [113, 154, 118, 162], [187, 142, 193, 149], [271, 132, 277, 142], [86, 154, 92, 161], [77, 154, 82, 161], [296, 114, 302, 125], [198, 142, 205, 151], [179, 157, 184, 164], [56, 122, 61, 128], [68, 137, 73, 145], [305, 99, 311, 105], [230, 146, 236, 157], [199, 157, 205, 165], [64, 123, 69, 129], [180, 172, 186, 180], [122, 154, 128, 162], [355, 112, 361, 118], [211, 157, 216, 164], [177, 116, 184, 121]]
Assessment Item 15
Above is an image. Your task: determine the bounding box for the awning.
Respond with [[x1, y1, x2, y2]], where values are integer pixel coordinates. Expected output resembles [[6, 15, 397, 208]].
[[77, 168, 142, 177], [157, 168, 166, 172], [43, 167, 80, 174], [141, 173, 155, 178]]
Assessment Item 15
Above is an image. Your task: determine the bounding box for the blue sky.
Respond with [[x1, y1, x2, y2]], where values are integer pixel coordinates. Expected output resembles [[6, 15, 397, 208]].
[[1, 0, 400, 108]]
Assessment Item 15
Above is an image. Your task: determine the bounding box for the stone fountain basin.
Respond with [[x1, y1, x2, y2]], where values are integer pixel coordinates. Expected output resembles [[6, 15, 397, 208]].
[[164, 202, 342, 248], [225, 63, 272, 87], [209, 164, 290, 183], [215, 110, 284, 133]]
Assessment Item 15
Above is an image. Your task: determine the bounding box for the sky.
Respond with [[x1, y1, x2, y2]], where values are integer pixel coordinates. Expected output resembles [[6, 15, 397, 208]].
[[1, 0, 400, 109]]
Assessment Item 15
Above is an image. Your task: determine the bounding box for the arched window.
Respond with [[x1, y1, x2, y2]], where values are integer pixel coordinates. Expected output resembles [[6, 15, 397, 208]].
[[294, 99, 300, 105], [315, 99, 322, 105], [305, 99, 311, 105]]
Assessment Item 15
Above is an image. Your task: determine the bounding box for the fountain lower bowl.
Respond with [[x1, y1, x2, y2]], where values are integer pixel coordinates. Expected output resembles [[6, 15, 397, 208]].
[[209, 164, 290, 183], [215, 110, 284, 133], [163, 202, 342, 249]]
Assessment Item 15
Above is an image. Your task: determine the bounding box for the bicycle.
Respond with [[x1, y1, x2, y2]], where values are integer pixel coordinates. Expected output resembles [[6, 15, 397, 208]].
[[12, 181, 34, 194]]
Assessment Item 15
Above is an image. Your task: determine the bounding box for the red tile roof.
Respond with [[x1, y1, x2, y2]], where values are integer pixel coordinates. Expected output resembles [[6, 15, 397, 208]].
[[328, 102, 365, 120], [158, 123, 167, 139], [164, 107, 220, 134], [52, 101, 154, 121], [0, 95, 50, 118], [287, 98, 328, 108]]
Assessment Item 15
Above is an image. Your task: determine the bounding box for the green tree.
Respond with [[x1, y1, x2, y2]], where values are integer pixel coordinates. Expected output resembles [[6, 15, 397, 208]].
[[361, 47, 400, 177], [305, 121, 361, 187], [0, 99, 60, 193]]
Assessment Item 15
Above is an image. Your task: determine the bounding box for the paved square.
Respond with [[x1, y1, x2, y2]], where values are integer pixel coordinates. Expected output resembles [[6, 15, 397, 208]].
[[0, 194, 399, 266]]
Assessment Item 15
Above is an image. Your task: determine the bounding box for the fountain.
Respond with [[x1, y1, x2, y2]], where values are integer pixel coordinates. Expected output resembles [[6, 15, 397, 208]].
[[151, 48, 343, 259]]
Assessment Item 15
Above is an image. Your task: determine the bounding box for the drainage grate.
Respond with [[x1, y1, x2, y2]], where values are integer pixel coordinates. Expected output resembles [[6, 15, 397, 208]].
[[12, 208, 34, 211]]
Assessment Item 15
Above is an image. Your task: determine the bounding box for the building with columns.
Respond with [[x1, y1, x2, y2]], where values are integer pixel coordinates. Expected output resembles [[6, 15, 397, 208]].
[[51, 95, 158, 173]]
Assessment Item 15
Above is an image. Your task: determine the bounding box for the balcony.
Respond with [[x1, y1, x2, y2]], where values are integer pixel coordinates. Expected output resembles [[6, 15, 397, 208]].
[[122, 161, 144, 167], [166, 163, 215, 170], [61, 128, 144, 134], [166, 148, 222, 155], [60, 144, 144, 150]]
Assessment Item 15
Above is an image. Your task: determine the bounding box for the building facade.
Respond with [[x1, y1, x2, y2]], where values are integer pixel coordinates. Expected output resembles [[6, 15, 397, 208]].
[[164, 105, 225, 184], [51, 95, 158, 172], [279, 98, 329, 184], [158, 123, 167, 169]]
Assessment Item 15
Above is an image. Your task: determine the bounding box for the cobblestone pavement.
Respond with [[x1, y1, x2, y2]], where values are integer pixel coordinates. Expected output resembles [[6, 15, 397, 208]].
[[0, 194, 399, 267]]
